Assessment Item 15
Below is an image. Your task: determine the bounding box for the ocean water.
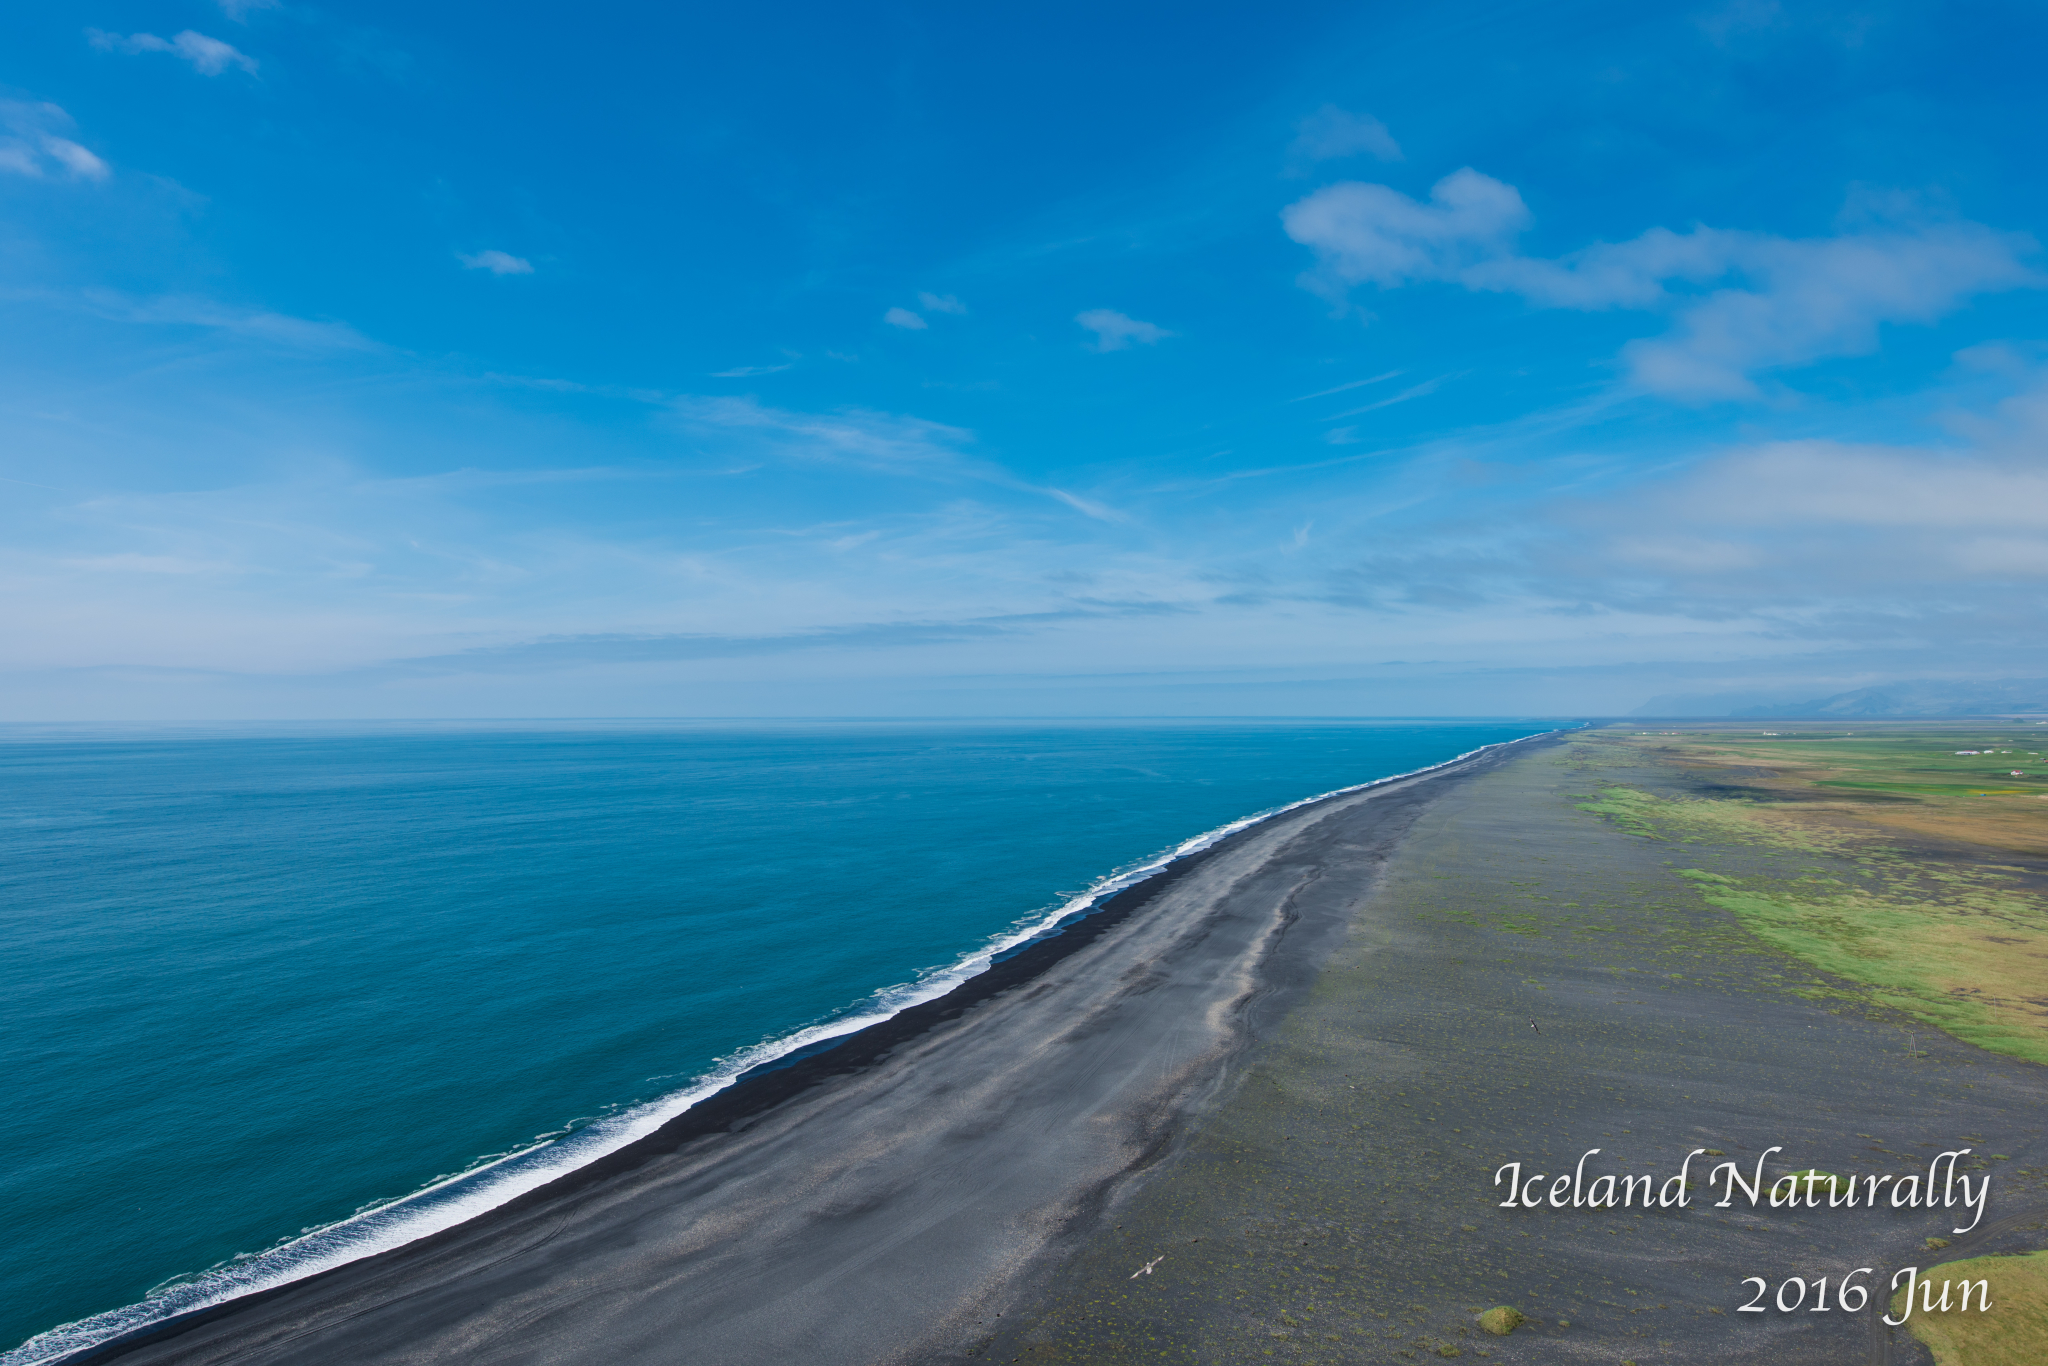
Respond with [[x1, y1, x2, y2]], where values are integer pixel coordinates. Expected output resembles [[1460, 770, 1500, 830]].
[[0, 719, 1550, 1359]]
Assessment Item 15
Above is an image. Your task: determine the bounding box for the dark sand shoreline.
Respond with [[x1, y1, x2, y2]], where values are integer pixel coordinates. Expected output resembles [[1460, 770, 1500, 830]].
[[977, 729, 2048, 1366], [54, 737, 1551, 1365]]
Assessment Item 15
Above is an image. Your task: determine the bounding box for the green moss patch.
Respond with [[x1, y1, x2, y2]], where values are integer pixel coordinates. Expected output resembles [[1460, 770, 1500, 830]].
[[1477, 1306, 1524, 1335]]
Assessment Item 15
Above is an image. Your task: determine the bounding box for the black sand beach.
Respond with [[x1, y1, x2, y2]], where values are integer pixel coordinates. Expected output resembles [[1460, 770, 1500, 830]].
[[64, 729, 2048, 1366], [64, 741, 1535, 1366], [978, 730, 2048, 1365]]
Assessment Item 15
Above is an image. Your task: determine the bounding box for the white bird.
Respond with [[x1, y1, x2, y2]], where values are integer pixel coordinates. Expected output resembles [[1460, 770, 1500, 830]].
[[1130, 1255, 1166, 1279]]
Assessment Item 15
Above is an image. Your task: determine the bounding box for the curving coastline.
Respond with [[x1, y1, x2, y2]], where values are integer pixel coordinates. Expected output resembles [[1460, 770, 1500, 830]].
[[30, 731, 1556, 1366], [972, 724, 2048, 1366]]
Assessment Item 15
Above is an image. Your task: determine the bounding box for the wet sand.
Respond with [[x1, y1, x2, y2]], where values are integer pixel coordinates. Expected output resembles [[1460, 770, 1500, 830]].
[[977, 731, 2048, 1365], [63, 740, 1544, 1366]]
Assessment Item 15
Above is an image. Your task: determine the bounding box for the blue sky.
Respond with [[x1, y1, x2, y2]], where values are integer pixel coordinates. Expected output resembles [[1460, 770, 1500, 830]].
[[4, 0, 2046, 717]]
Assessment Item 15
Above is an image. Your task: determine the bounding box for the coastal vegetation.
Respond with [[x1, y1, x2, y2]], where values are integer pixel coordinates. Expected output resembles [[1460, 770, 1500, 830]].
[[968, 733, 2048, 1365], [1572, 727, 2048, 1067], [1890, 1250, 2048, 1366]]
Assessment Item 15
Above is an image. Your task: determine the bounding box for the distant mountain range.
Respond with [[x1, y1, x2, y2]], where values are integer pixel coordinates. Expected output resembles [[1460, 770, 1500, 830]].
[[1635, 679, 2048, 719]]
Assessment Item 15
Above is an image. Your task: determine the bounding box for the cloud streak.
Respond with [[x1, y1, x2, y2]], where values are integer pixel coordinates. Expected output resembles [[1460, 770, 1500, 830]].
[[459, 250, 534, 275], [1325, 375, 1450, 419], [81, 291, 377, 351], [384, 620, 1016, 675], [0, 101, 109, 181], [665, 395, 975, 474], [1289, 371, 1401, 402], [88, 29, 259, 76], [662, 394, 1128, 524], [1076, 309, 1174, 352]]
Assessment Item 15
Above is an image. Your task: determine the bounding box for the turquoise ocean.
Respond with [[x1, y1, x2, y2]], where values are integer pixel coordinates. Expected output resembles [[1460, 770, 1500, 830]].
[[1, 720, 1550, 1360]]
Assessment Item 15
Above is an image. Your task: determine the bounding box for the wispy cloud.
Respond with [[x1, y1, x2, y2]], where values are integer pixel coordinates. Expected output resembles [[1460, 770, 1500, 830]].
[[83, 291, 377, 352], [666, 395, 973, 474], [1278, 358, 2048, 668], [1076, 308, 1174, 352], [1285, 169, 2040, 399], [1326, 375, 1451, 419], [0, 101, 109, 182], [64, 553, 239, 576], [1044, 488, 1126, 522], [664, 394, 1128, 527], [1288, 105, 1403, 167], [710, 362, 794, 378], [458, 249, 534, 276], [883, 306, 927, 329], [917, 292, 967, 314], [383, 620, 1018, 675], [88, 29, 259, 77], [1289, 371, 1401, 402], [360, 598, 1207, 680], [217, 0, 281, 21]]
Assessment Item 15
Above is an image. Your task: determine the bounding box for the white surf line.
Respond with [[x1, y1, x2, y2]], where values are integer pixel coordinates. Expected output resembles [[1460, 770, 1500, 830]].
[[6, 726, 1560, 1366]]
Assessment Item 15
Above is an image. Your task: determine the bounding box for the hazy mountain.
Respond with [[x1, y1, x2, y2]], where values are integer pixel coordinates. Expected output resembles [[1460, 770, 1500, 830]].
[[1636, 679, 2048, 718]]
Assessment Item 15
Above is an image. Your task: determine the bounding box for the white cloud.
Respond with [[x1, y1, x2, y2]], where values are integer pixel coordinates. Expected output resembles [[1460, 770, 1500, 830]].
[[917, 292, 967, 314], [0, 102, 109, 182], [710, 363, 794, 378], [459, 249, 534, 275], [1282, 168, 1529, 291], [1075, 308, 1174, 352], [884, 306, 927, 329], [1620, 225, 2037, 398], [1514, 367, 2048, 613], [1669, 439, 2048, 529], [1460, 225, 1737, 308], [218, 0, 281, 21], [1290, 105, 1403, 164], [1284, 171, 2040, 399], [89, 29, 259, 77]]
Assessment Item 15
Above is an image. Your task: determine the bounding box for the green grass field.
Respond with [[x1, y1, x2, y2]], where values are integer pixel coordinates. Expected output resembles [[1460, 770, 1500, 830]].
[[1574, 726, 2048, 1067]]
